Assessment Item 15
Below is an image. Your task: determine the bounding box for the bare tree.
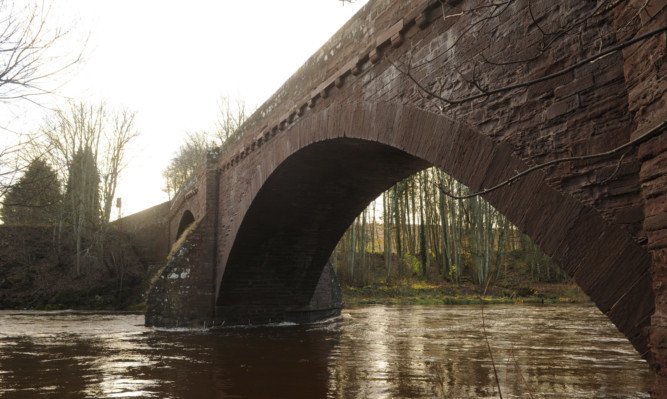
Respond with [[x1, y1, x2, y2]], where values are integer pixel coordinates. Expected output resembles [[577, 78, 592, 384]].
[[0, 0, 84, 210], [100, 109, 138, 225], [37, 101, 138, 274], [214, 96, 248, 145], [163, 95, 249, 200], [42, 102, 103, 275], [162, 130, 212, 201]]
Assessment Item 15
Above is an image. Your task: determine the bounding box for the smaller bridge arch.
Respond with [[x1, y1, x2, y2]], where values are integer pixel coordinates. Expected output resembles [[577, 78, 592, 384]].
[[166, 172, 212, 247], [175, 210, 195, 241]]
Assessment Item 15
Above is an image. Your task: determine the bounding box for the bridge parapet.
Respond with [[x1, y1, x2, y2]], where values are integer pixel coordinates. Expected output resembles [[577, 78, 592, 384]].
[[218, 0, 423, 169]]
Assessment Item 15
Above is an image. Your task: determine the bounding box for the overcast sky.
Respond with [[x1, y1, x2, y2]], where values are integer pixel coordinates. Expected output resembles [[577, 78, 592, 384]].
[[9, 0, 369, 217]]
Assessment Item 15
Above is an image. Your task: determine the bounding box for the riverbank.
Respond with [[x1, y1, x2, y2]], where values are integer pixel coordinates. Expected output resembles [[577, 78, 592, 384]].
[[341, 281, 590, 306], [0, 225, 589, 311], [0, 225, 150, 311]]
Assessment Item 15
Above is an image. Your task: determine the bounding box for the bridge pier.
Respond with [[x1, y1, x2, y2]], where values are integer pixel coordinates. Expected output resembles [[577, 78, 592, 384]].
[[146, 238, 342, 328], [146, 144, 344, 329], [144, 216, 216, 328], [213, 262, 342, 326]]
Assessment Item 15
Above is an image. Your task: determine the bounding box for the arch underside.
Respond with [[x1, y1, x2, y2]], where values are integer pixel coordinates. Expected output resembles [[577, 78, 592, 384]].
[[217, 102, 653, 357], [219, 139, 428, 308], [176, 210, 195, 241]]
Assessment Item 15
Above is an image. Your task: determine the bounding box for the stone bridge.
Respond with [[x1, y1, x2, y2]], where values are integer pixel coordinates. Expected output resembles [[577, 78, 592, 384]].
[[144, 0, 666, 392]]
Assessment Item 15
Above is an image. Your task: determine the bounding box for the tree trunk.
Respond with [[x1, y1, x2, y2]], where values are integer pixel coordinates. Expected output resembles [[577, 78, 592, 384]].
[[393, 186, 402, 275], [384, 193, 393, 280]]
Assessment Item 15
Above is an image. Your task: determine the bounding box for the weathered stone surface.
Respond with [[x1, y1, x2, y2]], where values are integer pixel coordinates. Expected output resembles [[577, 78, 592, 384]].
[[145, 226, 211, 328], [616, 0, 666, 394]]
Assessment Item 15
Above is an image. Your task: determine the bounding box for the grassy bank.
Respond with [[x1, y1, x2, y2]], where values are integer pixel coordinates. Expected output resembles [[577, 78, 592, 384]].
[[342, 281, 590, 306]]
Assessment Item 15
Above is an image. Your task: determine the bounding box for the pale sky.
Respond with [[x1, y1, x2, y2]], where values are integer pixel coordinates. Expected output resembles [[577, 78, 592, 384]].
[[6, 0, 369, 217]]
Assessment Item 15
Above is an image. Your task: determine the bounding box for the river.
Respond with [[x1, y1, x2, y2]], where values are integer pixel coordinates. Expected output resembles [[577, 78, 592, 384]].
[[0, 304, 652, 398]]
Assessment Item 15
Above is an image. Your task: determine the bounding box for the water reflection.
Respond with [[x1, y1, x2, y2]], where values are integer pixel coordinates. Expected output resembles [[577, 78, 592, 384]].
[[0, 305, 653, 398], [325, 305, 651, 398]]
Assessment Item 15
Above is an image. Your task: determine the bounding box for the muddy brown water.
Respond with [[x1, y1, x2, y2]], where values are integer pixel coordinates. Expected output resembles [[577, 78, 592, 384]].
[[0, 304, 652, 398]]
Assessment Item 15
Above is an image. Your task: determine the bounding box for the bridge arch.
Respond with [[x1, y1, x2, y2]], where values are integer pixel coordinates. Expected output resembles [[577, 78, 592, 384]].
[[218, 101, 653, 357], [175, 210, 195, 241]]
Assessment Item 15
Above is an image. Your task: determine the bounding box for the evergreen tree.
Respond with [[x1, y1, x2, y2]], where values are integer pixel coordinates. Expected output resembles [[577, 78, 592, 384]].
[[65, 147, 100, 232], [65, 147, 101, 275], [1, 159, 61, 225]]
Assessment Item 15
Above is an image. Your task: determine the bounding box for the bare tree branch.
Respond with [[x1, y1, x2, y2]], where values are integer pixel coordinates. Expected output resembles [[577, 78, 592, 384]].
[[394, 25, 667, 107], [409, 0, 515, 72], [163, 96, 250, 200], [0, 0, 84, 104], [436, 121, 666, 200], [0, 0, 86, 210], [100, 109, 139, 224]]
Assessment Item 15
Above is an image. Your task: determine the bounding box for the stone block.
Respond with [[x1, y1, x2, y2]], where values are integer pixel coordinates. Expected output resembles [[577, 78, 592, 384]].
[[546, 94, 580, 119], [554, 74, 594, 99]]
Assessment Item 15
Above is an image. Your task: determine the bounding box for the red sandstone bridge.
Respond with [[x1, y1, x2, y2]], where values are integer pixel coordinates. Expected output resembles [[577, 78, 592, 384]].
[[132, 0, 666, 394]]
